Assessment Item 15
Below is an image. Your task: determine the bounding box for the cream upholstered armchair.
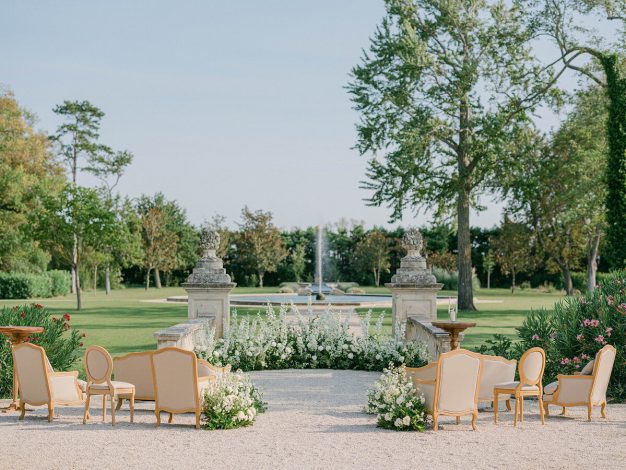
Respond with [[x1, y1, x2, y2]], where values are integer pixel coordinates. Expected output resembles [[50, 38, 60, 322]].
[[197, 358, 231, 380], [113, 351, 155, 410], [478, 355, 516, 410], [543, 344, 616, 421], [493, 347, 546, 426], [408, 349, 483, 431], [83, 345, 135, 426], [12, 343, 84, 422], [151, 347, 215, 430]]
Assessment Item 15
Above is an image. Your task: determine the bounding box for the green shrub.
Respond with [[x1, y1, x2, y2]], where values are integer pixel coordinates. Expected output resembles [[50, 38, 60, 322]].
[[46, 270, 71, 296], [338, 282, 359, 291], [0, 304, 84, 398], [479, 270, 626, 401]]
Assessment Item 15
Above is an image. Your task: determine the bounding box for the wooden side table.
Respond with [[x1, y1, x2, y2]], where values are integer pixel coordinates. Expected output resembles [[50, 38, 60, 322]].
[[431, 321, 476, 350], [0, 326, 45, 411]]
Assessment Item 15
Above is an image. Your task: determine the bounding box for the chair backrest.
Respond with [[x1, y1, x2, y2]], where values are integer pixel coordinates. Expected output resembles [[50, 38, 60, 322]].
[[197, 359, 231, 379], [478, 355, 516, 401], [519, 347, 545, 386], [113, 351, 155, 400], [12, 343, 51, 405], [590, 345, 617, 404], [84, 346, 113, 385], [151, 347, 199, 411], [436, 349, 482, 413]]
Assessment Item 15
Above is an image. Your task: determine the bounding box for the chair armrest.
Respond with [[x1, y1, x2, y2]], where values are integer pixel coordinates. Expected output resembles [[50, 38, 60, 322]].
[[50, 371, 79, 378], [553, 374, 593, 404], [49, 372, 82, 403], [411, 380, 435, 412], [198, 376, 216, 385]]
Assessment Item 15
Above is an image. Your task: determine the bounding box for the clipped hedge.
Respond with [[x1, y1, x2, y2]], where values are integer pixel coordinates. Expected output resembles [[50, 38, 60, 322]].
[[0, 271, 71, 299], [431, 267, 480, 291]]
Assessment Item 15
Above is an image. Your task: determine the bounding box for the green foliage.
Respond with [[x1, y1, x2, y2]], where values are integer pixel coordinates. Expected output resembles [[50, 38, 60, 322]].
[[431, 267, 480, 291], [47, 270, 71, 296], [474, 334, 514, 358], [0, 270, 71, 299], [0, 304, 83, 398]]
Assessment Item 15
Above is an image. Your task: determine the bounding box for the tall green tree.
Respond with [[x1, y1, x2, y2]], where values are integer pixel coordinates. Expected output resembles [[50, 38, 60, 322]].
[[530, 0, 626, 268], [354, 231, 391, 287], [492, 216, 534, 293], [35, 185, 117, 309], [235, 207, 287, 288], [348, 0, 552, 310], [140, 206, 178, 290], [0, 90, 64, 272]]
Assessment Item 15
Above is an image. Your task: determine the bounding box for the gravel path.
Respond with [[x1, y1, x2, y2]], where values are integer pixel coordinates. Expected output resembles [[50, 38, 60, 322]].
[[1, 369, 625, 469]]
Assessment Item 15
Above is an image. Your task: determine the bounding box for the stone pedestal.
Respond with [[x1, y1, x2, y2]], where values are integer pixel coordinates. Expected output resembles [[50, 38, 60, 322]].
[[182, 229, 235, 338], [386, 229, 443, 338]]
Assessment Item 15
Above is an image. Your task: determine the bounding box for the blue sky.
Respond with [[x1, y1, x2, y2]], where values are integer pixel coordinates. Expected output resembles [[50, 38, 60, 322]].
[[0, 1, 611, 229]]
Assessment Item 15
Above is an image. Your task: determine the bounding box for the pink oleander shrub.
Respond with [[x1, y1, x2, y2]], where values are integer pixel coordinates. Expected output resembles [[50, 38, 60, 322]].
[[0, 304, 84, 398]]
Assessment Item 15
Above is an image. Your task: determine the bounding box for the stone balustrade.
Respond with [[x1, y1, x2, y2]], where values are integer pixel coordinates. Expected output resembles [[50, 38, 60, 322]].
[[154, 317, 215, 350], [406, 316, 465, 360]]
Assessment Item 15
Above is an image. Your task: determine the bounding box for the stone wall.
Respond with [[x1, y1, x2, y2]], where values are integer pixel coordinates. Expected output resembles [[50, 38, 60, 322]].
[[154, 317, 215, 350], [406, 316, 463, 361]]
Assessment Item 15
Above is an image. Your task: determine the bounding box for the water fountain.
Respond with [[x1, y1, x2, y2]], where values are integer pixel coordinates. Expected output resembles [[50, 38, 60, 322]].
[[310, 225, 331, 299]]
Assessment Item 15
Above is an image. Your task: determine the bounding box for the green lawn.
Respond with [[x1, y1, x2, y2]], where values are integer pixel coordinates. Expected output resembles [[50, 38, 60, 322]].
[[0, 286, 563, 355]]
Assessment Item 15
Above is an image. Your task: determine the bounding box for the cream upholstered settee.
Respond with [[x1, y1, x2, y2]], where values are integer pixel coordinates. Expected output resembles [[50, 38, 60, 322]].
[[113, 351, 230, 409], [543, 344, 616, 421]]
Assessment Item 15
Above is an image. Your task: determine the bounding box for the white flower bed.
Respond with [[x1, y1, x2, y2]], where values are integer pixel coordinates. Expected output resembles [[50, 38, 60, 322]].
[[366, 364, 428, 431], [201, 372, 267, 430], [196, 304, 428, 372]]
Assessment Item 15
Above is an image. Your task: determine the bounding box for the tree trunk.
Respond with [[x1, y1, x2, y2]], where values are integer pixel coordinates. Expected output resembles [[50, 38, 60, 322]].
[[105, 265, 111, 295], [586, 226, 601, 292], [457, 182, 476, 311], [561, 262, 574, 295], [145, 267, 151, 290], [70, 267, 76, 294], [487, 271, 491, 290], [511, 269, 516, 294], [374, 268, 380, 287], [155, 269, 162, 289], [75, 262, 82, 310], [93, 265, 98, 295], [71, 232, 78, 294], [258, 272, 264, 288]]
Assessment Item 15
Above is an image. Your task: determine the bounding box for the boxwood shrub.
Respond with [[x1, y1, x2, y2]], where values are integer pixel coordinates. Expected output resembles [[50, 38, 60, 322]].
[[0, 271, 71, 299]]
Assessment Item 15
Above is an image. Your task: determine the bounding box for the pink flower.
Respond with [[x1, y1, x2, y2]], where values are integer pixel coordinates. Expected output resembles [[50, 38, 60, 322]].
[[573, 356, 581, 364], [594, 335, 607, 345], [560, 358, 570, 365], [617, 303, 626, 315], [607, 295, 614, 305], [582, 319, 591, 327], [575, 364, 580, 369], [606, 327, 613, 337], [590, 319, 600, 327], [581, 353, 590, 360], [576, 334, 584, 341], [531, 334, 540, 341]]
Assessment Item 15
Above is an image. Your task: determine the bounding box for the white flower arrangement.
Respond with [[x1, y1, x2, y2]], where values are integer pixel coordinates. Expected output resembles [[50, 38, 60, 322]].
[[201, 372, 267, 430], [366, 364, 428, 431], [196, 304, 428, 372]]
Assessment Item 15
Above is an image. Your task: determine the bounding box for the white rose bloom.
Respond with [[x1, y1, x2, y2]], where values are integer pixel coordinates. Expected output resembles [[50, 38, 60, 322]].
[[402, 416, 411, 426], [394, 418, 402, 428], [396, 396, 404, 405], [384, 413, 392, 421], [285, 347, 292, 354], [213, 350, 220, 357], [312, 356, 317, 361], [342, 344, 348, 350], [318, 346, 324, 351], [271, 341, 277, 347], [347, 353, 354, 359], [375, 354, 382, 360], [280, 354, 287, 360]]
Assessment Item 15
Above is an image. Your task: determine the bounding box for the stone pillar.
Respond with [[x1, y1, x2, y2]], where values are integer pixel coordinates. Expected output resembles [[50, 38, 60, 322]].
[[182, 228, 235, 338], [386, 229, 443, 337]]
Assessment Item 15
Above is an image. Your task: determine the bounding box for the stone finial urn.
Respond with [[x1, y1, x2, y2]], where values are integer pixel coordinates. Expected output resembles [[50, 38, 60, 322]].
[[388, 228, 439, 286], [183, 228, 234, 287]]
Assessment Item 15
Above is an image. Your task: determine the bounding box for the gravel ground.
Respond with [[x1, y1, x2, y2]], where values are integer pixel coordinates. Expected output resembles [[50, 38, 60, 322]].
[[1, 369, 625, 470]]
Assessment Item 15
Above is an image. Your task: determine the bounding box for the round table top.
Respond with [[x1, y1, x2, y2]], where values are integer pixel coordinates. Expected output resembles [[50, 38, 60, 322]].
[[0, 326, 45, 338], [431, 321, 477, 331]]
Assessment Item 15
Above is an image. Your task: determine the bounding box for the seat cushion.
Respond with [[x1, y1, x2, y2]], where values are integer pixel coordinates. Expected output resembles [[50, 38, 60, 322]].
[[494, 381, 539, 392], [581, 360, 595, 375], [88, 380, 135, 391], [544, 381, 558, 395]]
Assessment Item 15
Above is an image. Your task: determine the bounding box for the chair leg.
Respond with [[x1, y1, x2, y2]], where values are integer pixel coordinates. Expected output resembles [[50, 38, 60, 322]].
[[102, 395, 107, 422], [493, 392, 499, 424], [130, 394, 135, 423], [48, 403, 54, 423], [505, 399, 511, 411], [455, 416, 460, 425], [471, 412, 477, 431], [587, 403, 592, 421], [538, 397, 545, 425], [561, 406, 566, 416], [83, 394, 91, 424], [19, 401, 25, 421], [432, 413, 438, 432], [116, 398, 123, 411], [110, 394, 116, 426], [195, 411, 201, 430], [601, 401, 607, 419], [168, 412, 173, 424], [513, 397, 519, 427], [519, 396, 524, 423], [155, 410, 161, 427]]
